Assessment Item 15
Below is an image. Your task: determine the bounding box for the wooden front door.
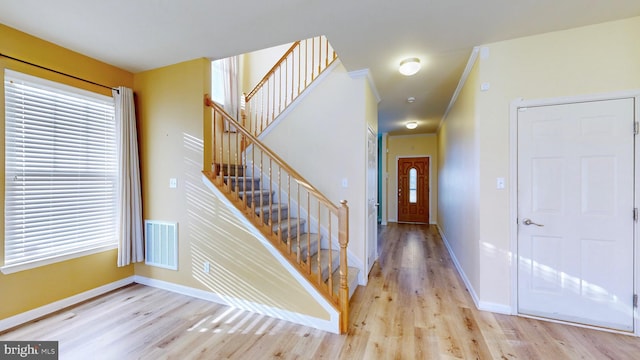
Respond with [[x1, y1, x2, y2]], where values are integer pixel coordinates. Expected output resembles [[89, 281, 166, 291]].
[[398, 157, 429, 223]]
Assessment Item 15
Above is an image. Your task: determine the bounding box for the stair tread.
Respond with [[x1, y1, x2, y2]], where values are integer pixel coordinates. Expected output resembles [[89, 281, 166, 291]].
[[238, 189, 272, 195], [215, 164, 246, 176], [331, 266, 360, 298], [310, 249, 341, 282], [287, 233, 321, 257], [272, 217, 305, 231], [223, 175, 258, 179], [223, 176, 260, 183], [224, 177, 261, 192], [254, 203, 288, 212]]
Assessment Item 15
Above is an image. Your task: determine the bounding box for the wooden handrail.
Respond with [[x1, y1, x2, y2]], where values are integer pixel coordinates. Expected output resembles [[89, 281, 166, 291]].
[[245, 41, 301, 101], [206, 96, 339, 213], [243, 35, 337, 138]]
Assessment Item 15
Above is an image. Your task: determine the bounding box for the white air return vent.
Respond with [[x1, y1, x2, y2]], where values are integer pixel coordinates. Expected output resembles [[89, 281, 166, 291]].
[[145, 220, 178, 270]]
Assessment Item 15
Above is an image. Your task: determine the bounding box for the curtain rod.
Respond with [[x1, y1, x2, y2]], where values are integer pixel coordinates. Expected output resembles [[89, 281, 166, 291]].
[[0, 53, 119, 93]]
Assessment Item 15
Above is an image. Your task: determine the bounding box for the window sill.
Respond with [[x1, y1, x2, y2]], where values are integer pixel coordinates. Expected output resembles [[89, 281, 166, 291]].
[[1, 244, 118, 275]]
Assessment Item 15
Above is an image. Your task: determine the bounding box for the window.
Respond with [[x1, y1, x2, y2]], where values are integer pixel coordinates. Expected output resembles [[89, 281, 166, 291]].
[[210, 59, 226, 106], [211, 56, 241, 132], [2, 70, 117, 274], [409, 168, 417, 203]]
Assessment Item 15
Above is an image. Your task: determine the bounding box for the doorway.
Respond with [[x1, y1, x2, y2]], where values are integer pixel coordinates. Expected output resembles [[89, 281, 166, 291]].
[[397, 157, 429, 223], [515, 96, 636, 332]]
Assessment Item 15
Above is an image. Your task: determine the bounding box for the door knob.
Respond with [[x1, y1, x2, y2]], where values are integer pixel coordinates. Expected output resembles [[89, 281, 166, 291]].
[[522, 218, 544, 227]]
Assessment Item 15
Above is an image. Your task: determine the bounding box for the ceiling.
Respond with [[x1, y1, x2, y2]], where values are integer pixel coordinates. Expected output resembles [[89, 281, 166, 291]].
[[1, 1, 640, 135]]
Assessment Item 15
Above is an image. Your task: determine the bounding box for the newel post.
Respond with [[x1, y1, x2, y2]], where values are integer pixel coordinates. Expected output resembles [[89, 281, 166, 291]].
[[338, 200, 349, 333], [204, 94, 213, 178]]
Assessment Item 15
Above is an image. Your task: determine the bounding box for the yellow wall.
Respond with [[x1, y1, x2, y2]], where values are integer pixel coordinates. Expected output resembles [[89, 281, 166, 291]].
[[0, 24, 134, 320], [386, 134, 438, 224], [133, 58, 329, 319], [438, 16, 640, 309], [0, 23, 329, 323], [437, 57, 480, 296]]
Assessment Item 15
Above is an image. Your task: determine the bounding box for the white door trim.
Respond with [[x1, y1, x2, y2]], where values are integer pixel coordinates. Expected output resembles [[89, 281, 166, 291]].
[[365, 126, 379, 278], [509, 89, 640, 336], [381, 133, 388, 225]]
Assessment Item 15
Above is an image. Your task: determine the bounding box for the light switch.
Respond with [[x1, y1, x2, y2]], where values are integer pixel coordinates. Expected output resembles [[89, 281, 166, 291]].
[[169, 178, 177, 188], [341, 178, 348, 188], [496, 177, 505, 190]]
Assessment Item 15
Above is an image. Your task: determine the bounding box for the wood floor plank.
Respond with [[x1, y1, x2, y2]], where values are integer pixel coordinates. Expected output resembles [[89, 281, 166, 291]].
[[2, 223, 639, 359]]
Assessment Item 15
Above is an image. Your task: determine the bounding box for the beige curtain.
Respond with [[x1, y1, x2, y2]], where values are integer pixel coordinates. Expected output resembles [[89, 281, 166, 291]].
[[113, 87, 144, 267]]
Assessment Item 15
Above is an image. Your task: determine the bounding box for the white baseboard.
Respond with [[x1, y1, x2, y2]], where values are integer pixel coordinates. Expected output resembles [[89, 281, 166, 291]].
[[436, 225, 481, 308], [436, 225, 513, 315], [478, 301, 512, 315], [0, 276, 135, 333], [133, 276, 340, 334]]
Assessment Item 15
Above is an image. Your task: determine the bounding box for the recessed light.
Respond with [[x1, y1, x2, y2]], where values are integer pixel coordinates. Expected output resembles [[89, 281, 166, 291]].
[[399, 58, 421, 76], [406, 121, 418, 129]]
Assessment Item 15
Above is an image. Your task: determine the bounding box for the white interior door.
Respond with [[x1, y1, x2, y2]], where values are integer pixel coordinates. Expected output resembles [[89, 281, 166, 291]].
[[517, 98, 635, 331], [366, 127, 378, 274]]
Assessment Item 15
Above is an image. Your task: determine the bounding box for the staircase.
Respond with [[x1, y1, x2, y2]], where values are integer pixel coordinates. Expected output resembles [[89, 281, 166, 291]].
[[204, 100, 356, 333], [202, 35, 354, 333], [219, 167, 357, 296]]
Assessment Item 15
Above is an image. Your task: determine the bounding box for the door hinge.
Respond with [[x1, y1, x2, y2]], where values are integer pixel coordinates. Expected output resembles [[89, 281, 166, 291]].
[[635, 208, 638, 222], [635, 122, 639, 135], [634, 294, 638, 308]]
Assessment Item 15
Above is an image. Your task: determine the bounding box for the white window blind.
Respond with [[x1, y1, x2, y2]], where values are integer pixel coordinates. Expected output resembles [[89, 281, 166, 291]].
[[3, 69, 117, 273]]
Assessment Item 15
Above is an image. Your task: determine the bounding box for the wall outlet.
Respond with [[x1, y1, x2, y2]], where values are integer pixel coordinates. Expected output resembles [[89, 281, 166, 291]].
[[169, 178, 177, 188], [203, 261, 210, 273]]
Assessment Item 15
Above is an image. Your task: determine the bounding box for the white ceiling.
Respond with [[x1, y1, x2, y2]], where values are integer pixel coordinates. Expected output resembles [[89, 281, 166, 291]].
[[2, 1, 640, 134]]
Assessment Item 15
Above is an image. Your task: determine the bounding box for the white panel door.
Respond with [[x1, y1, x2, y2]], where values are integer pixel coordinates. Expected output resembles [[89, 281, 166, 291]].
[[366, 127, 378, 274], [517, 98, 635, 331]]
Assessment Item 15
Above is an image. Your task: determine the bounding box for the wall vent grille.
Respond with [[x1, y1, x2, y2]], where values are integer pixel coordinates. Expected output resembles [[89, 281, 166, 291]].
[[144, 220, 178, 270]]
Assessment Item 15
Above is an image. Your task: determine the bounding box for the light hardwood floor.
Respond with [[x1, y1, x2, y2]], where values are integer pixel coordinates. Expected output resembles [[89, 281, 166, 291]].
[[2, 224, 640, 359]]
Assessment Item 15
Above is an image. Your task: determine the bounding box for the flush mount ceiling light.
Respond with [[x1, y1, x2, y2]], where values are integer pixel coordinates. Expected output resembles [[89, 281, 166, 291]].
[[407, 96, 416, 103], [406, 121, 418, 129], [399, 58, 421, 76]]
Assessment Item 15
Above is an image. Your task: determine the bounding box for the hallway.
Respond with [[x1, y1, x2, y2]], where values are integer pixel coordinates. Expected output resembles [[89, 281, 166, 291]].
[[1, 224, 639, 358], [352, 224, 639, 358]]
